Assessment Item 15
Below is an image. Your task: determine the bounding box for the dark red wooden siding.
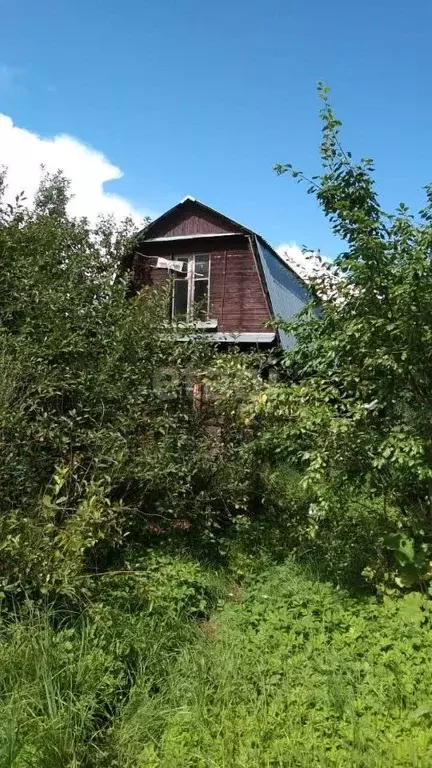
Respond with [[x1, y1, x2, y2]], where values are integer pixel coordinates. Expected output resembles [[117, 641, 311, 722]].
[[134, 236, 271, 333], [146, 202, 245, 239], [209, 245, 271, 332]]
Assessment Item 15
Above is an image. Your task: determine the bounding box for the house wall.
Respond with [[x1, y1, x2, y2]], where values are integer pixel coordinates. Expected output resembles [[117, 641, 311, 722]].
[[145, 203, 243, 238], [134, 236, 272, 333]]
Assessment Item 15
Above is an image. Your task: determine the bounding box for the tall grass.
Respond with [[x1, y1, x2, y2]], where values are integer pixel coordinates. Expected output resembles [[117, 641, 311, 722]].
[[2, 560, 432, 767], [0, 611, 100, 767], [0, 608, 200, 767], [0, 551, 220, 767]]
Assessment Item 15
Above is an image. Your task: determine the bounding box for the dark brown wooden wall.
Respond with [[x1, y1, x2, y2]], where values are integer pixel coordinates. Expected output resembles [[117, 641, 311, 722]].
[[147, 206, 243, 238], [209, 243, 271, 332], [134, 237, 271, 333]]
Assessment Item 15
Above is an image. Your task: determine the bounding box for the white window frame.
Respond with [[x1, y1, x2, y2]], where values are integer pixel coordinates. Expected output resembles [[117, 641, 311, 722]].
[[171, 253, 210, 321]]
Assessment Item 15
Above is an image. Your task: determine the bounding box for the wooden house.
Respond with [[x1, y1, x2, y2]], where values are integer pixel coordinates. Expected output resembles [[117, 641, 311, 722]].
[[132, 196, 310, 350]]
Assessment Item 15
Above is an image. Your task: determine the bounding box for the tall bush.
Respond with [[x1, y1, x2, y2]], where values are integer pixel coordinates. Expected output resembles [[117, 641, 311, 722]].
[[0, 171, 252, 599], [255, 85, 432, 587]]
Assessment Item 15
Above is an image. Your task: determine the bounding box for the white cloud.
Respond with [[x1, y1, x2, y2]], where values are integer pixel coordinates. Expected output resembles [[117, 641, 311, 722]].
[[277, 241, 342, 301], [276, 241, 325, 281], [0, 113, 148, 224]]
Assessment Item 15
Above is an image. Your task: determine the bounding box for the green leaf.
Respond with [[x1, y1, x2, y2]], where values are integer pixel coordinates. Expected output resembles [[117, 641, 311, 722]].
[[409, 704, 432, 722]]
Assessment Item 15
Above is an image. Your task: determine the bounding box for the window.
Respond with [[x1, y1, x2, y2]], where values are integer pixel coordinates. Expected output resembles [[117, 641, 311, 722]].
[[172, 254, 210, 321]]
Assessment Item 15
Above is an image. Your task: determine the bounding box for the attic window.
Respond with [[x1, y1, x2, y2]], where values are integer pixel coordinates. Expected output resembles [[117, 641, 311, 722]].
[[172, 254, 210, 321]]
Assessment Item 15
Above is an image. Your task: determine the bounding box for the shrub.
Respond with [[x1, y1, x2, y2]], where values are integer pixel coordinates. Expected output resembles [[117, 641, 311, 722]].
[[0, 171, 253, 600]]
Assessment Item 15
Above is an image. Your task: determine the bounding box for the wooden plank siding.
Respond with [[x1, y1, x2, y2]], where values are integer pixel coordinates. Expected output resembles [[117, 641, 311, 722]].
[[209, 245, 271, 332], [146, 203, 244, 239], [134, 236, 272, 333]]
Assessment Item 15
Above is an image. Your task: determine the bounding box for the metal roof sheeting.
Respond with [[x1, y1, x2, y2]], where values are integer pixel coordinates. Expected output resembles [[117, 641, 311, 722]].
[[255, 236, 310, 351]]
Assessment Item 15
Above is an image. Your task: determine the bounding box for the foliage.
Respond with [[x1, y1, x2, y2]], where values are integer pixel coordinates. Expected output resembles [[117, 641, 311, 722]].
[[0, 550, 222, 768], [114, 560, 432, 767], [0, 170, 251, 599], [4, 88, 432, 766], [87, 549, 226, 619], [202, 349, 266, 420], [0, 609, 124, 768], [256, 83, 432, 587], [226, 466, 404, 589], [4, 558, 432, 767]]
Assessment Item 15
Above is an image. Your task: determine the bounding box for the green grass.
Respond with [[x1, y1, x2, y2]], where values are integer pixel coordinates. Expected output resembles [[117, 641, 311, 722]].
[[0, 604, 198, 767], [2, 559, 432, 766], [116, 562, 432, 767], [0, 610, 112, 767]]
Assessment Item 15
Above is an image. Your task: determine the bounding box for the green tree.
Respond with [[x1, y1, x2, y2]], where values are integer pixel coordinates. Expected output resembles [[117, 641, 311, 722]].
[[0, 171, 251, 599], [259, 84, 432, 586]]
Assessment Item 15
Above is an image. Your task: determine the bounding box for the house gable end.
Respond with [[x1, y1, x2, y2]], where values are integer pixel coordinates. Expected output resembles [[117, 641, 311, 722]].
[[139, 199, 250, 241], [133, 196, 313, 348]]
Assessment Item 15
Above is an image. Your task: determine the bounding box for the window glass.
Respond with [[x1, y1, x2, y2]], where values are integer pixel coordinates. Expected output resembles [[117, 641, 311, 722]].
[[171, 254, 209, 320], [173, 279, 188, 317], [193, 279, 208, 319], [195, 255, 209, 278]]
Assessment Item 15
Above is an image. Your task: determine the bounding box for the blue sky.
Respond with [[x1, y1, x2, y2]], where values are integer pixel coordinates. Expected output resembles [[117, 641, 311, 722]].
[[1, 0, 432, 258]]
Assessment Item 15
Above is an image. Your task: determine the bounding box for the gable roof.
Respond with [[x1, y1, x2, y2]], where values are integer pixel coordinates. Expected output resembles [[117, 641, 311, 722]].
[[137, 197, 311, 350], [136, 195, 253, 241]]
